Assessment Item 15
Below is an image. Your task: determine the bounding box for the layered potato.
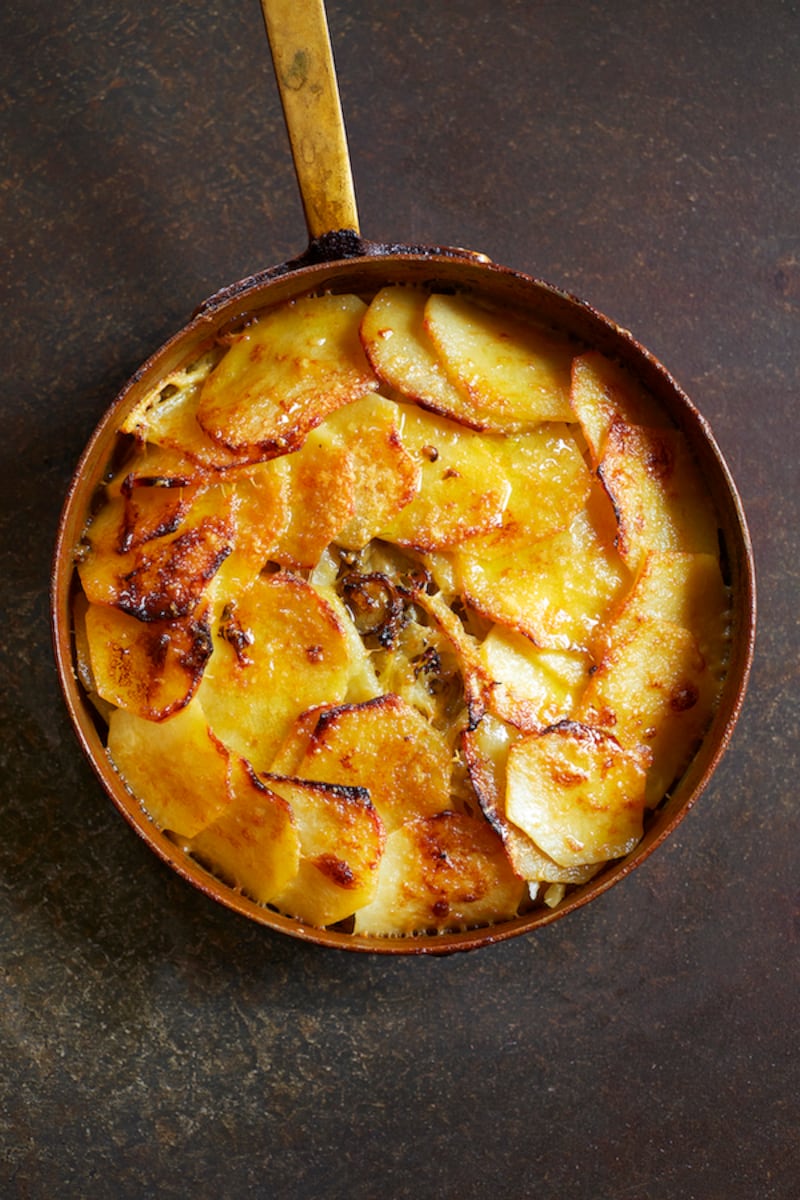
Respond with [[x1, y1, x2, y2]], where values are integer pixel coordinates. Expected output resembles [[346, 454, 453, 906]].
[[72, 287, 729, 937]]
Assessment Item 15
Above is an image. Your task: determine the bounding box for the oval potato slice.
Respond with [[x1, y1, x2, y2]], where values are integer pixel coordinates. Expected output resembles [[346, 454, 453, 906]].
[[353, 811, 526, 936], [455, 506, 628, 652], [576, 616, 719, 806], [424, 292, 574, 427], [295, 693, 452, 831], [108, 700, 231, 838], [197, 572, 353, 771], [361, 286, 489, 430], [85, 601, 213, 721], [189, 758, 300, 904], [506, 720, 649, 868], [266, 774, 385, 927], [378, 404, 511, 550], [598, 422, 720, 571], [197, 294, 378, 456]]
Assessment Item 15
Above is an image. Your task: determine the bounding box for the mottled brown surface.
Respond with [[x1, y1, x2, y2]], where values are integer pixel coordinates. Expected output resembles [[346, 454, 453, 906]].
[[2, 1, 797, 1196]]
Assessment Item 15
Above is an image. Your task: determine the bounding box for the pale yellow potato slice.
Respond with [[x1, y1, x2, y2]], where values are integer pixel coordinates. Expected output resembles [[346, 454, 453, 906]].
[[326, 394, 421, 549], [598, 422, 719, 571], [361, 286, 489, 430], [592, 550, 730, 680], [454, 423, 590, 557], [463, 714, 600, 885], [455, 505, 628, 651], [505, 720, 649, 868], [78, 485, 235, 622], [197, 294, 378, 455], [378, 404, 511, 550], [197, 572, 353, 771], [479, 625, 591, 731], [577, 616, 719, 805], [424, 293, 574, 427], [353, 811, 525, 936], [108, 701, 231, 838], [266, 774, 385, 927], [121, 346, 260, 469], [570, 351, 667, 464], [188, 758, 300, 904], [85, 601, 212, 721], [295, 693, 452, 831]]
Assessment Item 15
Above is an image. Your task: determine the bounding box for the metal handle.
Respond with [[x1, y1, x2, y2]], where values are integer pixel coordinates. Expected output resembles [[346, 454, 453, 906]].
[[260, 0, 359, 240]]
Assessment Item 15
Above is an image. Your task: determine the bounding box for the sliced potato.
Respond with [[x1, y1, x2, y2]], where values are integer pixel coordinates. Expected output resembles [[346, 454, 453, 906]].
[[454, 424, 590, 556], [267, 774, 385, 927], [78, 485, 235, 622], [353, 811, 525, 935], [108, 701, 231, 837], [379, 404, 511, 549], [361, 286, 489, 430], [570, 351, 666, 464], [479, 625, 591, 731], [505, 720, 649, 867], [197, 572, 353, 771], [424, 293, 574, 427], [121, 346, 259, 469], [189, 758, 300, 903], [85, 601, 212, 721], [455, 505, 628, 651], [270, 426, 356, 570], [295, 693, 452, 831], [592, 550, 730, 679], [577, 616, 719, 805], [326, 394, 421, 549], [598, 422, 720, 570], [463, 715, 599, 885], [197, 294, 378, 455]]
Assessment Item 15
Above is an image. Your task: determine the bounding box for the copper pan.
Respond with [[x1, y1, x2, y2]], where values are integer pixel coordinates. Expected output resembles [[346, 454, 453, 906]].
[[51, 0, 756, 954]]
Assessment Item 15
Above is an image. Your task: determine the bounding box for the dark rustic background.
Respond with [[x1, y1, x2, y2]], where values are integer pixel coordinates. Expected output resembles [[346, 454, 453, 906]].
[[2, 2, 797, 1196]]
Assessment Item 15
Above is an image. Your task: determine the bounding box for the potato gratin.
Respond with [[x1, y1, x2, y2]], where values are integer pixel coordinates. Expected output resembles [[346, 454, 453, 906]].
[[73, 288, 729, 936]]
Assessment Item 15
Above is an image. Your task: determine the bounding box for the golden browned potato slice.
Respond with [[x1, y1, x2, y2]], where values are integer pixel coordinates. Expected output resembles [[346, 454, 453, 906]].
[[270, 427, 356, 571], [577, 617, 719, 805], [454, 506, 628, 651], [598, 422, 719, 570], [108, 700, 231, 837], [592, 550, 730, 679], [203, 459, 291, 610], [266, 774, 385, 927], [424, 293, 575, 427], [569, 351, 667, 464], [197, 295, 378, 456], [78, 485, 235, 622], [378, 404, 512, 549], [452, 424, 590, 556], [326, 394, 421, 549], [85, 601, 212, 721], [463, 714, 600, 886], [505, 720, 649, 867], [189, 758, 300, 904], [294, 693, 452, 831], [361, 286, 489, 430], [479, 625, 591, 731], [197, 572, 354, 772], [353, 810, 526, 936]]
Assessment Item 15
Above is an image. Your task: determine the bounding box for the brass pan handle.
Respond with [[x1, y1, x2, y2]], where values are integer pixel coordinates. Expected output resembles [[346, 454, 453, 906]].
[[260, 0, 359, 240]]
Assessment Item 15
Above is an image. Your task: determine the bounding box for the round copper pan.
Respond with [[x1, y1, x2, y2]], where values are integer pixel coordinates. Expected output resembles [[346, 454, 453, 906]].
[[51, 2, 755, 955]]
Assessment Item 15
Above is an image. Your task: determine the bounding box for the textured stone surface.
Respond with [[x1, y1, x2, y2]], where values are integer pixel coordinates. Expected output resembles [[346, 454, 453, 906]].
[[2, 1, 798, 1196]]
